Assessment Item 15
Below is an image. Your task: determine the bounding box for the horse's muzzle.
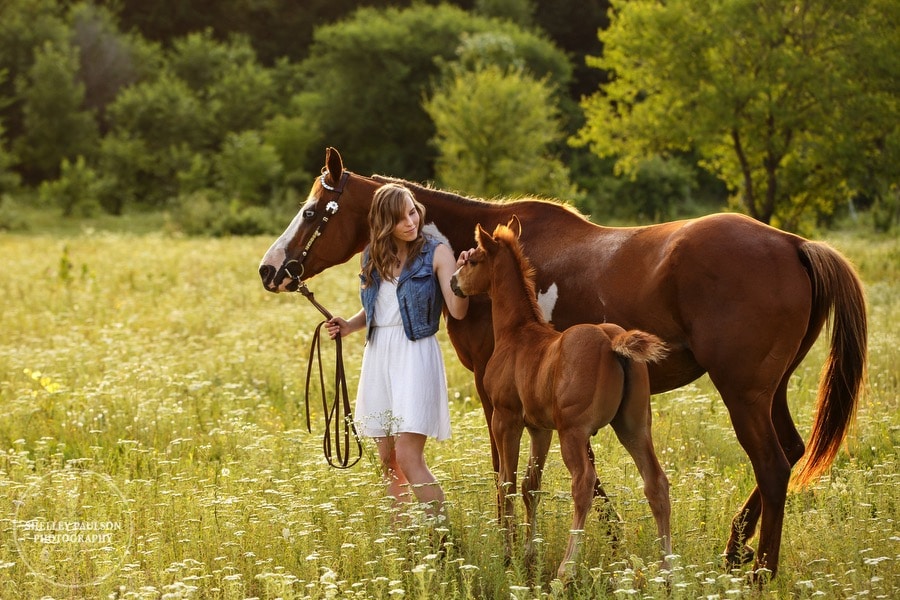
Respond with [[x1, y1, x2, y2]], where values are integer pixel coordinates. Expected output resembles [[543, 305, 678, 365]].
[[259, 264, 279, 292], [450, 275, 467, 298]]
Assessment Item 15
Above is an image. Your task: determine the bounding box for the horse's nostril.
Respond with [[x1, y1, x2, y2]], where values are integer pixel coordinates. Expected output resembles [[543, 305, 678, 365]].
[[259, 264, 276, 284]]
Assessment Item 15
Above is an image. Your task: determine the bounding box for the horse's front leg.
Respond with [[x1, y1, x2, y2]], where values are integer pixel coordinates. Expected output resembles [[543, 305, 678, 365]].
[[491, 407, 525, 562], [522, 427, 553, 572], [556, 428, 596, 583]]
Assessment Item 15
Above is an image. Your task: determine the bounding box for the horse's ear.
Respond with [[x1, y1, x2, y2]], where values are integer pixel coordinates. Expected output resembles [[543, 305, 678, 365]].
[[476, 223, 498, 253], [325, 147, 343, 184], [507, 215, 522, 239]]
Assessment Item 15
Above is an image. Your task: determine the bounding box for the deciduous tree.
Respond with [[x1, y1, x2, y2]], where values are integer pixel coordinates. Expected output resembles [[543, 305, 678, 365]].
[[576, 0, 899, 229]]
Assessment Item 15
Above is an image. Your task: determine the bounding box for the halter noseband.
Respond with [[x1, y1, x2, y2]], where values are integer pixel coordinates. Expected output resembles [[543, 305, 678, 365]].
[[281, 169, 350, 285]]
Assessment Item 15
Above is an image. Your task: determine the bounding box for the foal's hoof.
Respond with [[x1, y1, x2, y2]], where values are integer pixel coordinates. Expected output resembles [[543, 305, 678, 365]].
[[724, 544, 755, 569]]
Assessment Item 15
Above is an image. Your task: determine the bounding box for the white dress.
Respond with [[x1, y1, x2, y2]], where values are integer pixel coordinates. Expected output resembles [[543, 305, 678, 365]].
[[354, 280, 451, 440]]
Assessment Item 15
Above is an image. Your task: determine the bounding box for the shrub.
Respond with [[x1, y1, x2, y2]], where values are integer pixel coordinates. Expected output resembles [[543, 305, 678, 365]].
[[215, 131, 282, 205], [0, 194, 29, 231], [38, 156, 104, 217]]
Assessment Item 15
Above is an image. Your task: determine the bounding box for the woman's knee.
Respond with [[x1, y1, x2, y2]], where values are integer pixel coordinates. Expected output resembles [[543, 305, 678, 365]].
[[394, 434, 428, 476]]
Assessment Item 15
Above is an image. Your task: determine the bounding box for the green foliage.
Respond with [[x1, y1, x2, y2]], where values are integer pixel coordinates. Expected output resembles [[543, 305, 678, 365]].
[[106, 71, 210, 153], [298, 3, 571, 180], [475, 0, 536, 26], [102, 73, 210, 208], [38, 155, 104, 217], [69, 2, 159, 122], [13, 40, 99, 183], [0, 194, 28, 231], [170, 30, 275, 134], [215, 130, 282, 205], [0, 0, 69, 133], [261, 113, 320, 187], [169, 192, 276, 237], [0, 113, 20, 194], [425, 64, 579, 201], [576, 0, 899, 229], [580, 156, 697, 223]]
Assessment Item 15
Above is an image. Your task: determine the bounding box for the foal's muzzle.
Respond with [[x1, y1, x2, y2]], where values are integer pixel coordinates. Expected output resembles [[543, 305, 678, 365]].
[[450, 275, 467, 298]]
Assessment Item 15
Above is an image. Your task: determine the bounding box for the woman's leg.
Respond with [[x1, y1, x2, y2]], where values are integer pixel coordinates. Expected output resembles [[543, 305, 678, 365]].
[[393, 433, 445, 519], [374, 436, 412, 509]]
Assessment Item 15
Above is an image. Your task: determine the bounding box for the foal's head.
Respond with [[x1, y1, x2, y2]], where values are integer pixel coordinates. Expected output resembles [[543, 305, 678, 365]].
[[450, 215, 534, 299]]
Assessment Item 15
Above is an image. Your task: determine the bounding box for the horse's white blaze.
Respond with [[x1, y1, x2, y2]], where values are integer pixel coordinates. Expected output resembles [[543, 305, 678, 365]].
[[537, 282, 559, 323], [259, 198, 316, 272]]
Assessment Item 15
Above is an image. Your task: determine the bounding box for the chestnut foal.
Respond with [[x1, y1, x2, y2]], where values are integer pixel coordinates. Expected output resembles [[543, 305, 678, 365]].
[[451, 217, 672, 581]]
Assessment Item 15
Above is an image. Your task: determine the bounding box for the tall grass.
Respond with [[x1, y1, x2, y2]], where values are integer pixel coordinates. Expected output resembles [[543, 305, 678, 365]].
[[0, 227, 896, 599]]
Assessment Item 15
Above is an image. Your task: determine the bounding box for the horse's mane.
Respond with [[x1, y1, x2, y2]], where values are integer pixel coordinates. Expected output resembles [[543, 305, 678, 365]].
[[491, 224, 547, 325], [371, 174, 586, 218]]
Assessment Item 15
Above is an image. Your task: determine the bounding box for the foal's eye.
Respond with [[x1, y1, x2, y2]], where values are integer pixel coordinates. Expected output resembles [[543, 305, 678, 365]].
[[303, 208, 316, 219]]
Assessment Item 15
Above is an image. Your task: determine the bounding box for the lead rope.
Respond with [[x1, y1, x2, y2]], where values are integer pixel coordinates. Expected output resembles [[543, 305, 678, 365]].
[[298, 281, 362, 468]]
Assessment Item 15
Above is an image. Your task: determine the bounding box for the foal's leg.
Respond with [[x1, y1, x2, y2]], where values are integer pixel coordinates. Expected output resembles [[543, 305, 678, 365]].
[[610, 367, 672, 566], [492, 407, 526, 561], [588, 443, 624, 541], [522, 427, 553, 571], [556, 427, 597, 582]]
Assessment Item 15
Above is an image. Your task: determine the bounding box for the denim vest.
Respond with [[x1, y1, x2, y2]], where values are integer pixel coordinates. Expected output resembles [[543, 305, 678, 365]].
[[360, 237, 444, 341]]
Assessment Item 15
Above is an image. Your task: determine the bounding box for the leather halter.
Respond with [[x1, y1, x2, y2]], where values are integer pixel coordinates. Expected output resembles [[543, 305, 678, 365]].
[[288, 169, 362, 469], [281, 170, 350, 283]]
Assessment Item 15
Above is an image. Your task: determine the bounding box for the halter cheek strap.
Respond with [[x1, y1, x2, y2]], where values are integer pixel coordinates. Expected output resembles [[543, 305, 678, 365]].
[[287, 169, 362, 469], [282, 170, 350, 283]]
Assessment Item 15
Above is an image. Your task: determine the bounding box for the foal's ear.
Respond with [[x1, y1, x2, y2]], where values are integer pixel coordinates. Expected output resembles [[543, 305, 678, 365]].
[[324, 147, 343, 185], [507, 215, 522, 239], [475, 223, 498, 253]]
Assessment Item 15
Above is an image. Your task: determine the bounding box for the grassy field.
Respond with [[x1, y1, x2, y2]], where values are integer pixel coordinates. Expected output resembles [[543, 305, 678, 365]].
[[0, 224, 897, 599]]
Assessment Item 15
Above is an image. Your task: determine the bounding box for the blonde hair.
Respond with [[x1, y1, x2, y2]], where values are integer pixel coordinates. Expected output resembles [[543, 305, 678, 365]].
[[362, 183, 426, 286]]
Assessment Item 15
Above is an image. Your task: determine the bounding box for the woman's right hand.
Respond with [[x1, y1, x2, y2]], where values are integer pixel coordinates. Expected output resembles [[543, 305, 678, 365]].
[[325, 317, 349, 339]]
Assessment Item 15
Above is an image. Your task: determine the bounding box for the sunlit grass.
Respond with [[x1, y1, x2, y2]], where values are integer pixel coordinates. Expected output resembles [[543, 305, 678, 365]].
[[0, 227, 897, 598]]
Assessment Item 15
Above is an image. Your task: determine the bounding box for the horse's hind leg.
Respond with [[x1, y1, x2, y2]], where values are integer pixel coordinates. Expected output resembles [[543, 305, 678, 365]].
[[725, 376, 806, 570], [589, 444, 624, 541], [522, 427, 552, 572], [610, 367, 672, 566], [556, 427, 597, 582]]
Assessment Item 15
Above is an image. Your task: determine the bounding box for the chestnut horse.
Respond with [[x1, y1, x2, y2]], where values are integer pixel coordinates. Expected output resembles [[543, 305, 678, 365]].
[[450, 217, 671, 580], [259, 147, 867, 578]]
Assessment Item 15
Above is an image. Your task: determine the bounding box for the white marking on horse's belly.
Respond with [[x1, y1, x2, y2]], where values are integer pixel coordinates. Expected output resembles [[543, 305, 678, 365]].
[[537, 283, 558, 322]]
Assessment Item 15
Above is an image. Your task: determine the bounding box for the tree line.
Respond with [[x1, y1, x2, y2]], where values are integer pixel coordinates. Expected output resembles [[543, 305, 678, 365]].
[[0, 0, 896, 234]]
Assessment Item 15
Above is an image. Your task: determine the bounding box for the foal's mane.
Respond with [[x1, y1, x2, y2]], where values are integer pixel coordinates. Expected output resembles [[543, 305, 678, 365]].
[[491, 225, 547, 325]]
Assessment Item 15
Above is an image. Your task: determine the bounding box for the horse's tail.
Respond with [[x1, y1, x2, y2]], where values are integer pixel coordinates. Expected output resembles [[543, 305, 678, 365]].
[[792, 241, 868, 488], [611, 330, 669, 364]]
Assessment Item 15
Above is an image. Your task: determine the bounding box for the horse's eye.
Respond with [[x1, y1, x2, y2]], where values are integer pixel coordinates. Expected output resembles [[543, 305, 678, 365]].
[[303, 209, 316, 219]]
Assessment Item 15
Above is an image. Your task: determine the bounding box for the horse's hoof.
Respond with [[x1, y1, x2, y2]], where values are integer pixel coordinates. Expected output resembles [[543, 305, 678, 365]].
[[724, 544, 755, 569]]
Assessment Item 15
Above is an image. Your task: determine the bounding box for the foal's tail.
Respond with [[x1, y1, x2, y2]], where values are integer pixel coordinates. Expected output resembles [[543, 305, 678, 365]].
[[792, 242, 868, 488], [611, 330, 669, 364]]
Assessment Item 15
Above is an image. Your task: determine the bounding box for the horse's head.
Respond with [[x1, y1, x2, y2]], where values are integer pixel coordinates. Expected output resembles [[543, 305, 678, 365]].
[[259, 147, 374, 292], [451, 216, 523, 298]]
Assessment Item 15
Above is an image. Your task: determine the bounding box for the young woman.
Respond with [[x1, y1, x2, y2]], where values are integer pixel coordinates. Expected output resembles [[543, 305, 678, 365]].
[[325, 183, 472, 521]]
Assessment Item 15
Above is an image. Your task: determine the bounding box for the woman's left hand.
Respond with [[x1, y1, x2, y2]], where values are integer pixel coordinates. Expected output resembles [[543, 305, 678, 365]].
[[456, 248, 476, 267]]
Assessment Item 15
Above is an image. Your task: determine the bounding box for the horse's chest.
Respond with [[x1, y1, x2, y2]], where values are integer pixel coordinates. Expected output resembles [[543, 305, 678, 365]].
[[484, 346, 556, 425]]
